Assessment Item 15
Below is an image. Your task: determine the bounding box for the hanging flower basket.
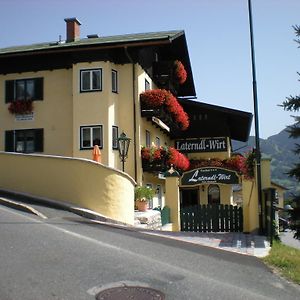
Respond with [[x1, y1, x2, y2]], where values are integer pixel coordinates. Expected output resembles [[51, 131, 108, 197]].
[[173, 60, 187, 85], [141, 145, 190, 173], [140, 89, 189, 130], [189, 152, 255, 179], [8, 100, 33, 115]]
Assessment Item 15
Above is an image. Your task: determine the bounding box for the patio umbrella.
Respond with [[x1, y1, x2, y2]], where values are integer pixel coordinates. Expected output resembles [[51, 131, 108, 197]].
[[92, 145, 101, 163]]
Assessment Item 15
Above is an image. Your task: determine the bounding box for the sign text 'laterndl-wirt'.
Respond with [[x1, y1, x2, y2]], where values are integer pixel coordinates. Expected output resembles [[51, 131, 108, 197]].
[[181, 167, 240, 186], [175, 137, 227, 153]]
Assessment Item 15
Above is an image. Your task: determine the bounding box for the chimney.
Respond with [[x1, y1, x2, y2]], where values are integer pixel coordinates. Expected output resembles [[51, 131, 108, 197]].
[[64, 17, 81, 42]]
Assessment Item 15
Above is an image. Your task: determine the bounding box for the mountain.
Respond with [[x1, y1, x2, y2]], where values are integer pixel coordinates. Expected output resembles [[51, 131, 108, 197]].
[[232, 129, 300, 198]]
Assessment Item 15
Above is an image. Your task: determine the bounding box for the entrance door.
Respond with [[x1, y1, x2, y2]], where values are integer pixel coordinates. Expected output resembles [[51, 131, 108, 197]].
[[181, 188, 198, 209]]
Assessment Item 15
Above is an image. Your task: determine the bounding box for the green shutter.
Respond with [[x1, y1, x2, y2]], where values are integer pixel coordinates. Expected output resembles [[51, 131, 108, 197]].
[[5, 80, 14, 103], [35, 78, 43, 100], [35, 129, 44, 152], [5, 131, 14, 152]]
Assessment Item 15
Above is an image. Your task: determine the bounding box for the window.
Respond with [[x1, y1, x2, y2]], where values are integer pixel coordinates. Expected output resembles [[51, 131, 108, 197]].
[[208, 185, 220, 205], [146, 130, 151, 147], [155, 137, 160, 147], [156, 184, 162, 208], [112, 126, 118, 150], [5, 129, 44, 153], [146, 183, 153, 209], [112, 70, 118, 93], [80, 69, 102, 92], [80, 125, 103, 149], [5, 78, 43, 103], [145, 79, 150, 91]]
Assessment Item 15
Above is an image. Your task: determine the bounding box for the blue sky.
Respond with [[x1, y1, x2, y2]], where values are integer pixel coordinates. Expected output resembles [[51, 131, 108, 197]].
[[1, 0, 299, 139]]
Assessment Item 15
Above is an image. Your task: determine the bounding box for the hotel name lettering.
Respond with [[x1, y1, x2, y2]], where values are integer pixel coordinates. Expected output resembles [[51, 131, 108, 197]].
[[181, 167, 239, 186], [175, 137, 227, 153]]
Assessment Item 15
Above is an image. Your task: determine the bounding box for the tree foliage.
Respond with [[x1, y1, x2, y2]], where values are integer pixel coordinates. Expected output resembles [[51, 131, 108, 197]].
[[282, 25, 300, 239], [282, 25, 300, 181]]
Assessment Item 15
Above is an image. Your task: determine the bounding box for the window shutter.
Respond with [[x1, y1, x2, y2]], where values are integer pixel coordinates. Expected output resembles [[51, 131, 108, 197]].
[[5, 131, 14, 152], [5, 80, 14, 103], [35, 78, 44, 100], [35, 129, 44, 152]]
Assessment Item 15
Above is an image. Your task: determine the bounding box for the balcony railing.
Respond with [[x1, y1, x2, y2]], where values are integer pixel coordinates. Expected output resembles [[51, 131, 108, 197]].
[[140, 105, 185, 135], [142, 159, 168, 173]]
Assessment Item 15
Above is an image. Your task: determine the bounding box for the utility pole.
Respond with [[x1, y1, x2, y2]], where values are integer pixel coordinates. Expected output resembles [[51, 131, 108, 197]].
[[248, 0, 263, 234]]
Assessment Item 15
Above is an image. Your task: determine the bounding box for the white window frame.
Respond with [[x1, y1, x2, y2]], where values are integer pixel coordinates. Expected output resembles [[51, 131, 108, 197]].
[[155, 137, 160, 147], [146, 183, 153, 209], [146, 130, 151, 147], [112, 69, 118, 93], [112, 126, 119, 150], [80, 69, 102, 92], [156, 184, 162, 208], [145, 79, 150, 91], [80, 125, 103, 150]]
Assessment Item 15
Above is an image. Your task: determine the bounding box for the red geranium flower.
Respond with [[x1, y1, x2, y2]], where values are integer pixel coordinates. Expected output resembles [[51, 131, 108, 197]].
[[174, 60, 187, 85], [8, 100, 33, 115], [140, 89, 168, 108], [141, 145, 189, 172], [140, 89, 189, 131], [188, 154, 254, 179], [141, 147, 151, 160]]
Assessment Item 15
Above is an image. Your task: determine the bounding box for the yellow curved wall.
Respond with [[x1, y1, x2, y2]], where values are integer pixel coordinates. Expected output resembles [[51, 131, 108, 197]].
[[0, 152, 135, 224]]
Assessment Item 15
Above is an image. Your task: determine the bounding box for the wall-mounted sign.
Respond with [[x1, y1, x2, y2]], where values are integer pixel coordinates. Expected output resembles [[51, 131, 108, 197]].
[[181, 167, 239, 186], [15, 113, 34, 121], [175, 137, 227, 153]]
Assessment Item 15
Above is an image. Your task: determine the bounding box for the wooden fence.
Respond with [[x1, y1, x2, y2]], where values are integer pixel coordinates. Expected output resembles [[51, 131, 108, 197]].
[[180, 204, 243, 232]]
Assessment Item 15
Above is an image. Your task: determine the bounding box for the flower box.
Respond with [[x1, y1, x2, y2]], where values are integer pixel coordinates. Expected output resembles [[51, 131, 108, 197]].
[[140, 89, 189, 131], [142, 160, 168, 172], [141, 145, 190, 173], [153, 60, 187, 87], [173, 60, 187, 85], [189, 152, 255, 179], [8, 100, 33, 115]]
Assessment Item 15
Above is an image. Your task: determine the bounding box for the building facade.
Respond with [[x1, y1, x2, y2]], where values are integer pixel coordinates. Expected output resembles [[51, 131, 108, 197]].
[[0, 18, 254, 214]]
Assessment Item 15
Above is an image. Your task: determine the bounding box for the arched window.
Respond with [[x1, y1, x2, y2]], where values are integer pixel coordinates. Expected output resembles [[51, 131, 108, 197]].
[[208, 184, 220, 205]]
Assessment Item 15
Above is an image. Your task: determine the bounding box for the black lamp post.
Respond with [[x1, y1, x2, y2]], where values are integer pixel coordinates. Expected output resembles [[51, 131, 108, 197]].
[[248, 0, 263, 234], [117, 132, 131, 172]]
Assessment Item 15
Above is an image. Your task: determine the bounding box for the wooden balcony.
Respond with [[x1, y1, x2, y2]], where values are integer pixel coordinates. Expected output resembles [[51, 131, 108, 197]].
[[142, 159, 168, 173], [140, 105, 182, 135], [152, 61, 177, 93]]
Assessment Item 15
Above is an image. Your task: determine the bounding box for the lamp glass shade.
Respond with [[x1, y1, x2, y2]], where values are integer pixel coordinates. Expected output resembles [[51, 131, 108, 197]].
[[117, 132, 131, 160]]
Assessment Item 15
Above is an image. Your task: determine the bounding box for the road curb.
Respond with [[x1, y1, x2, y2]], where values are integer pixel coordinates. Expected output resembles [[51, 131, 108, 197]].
[[0, 197, 47, 219], [0, 189, 131, 227]]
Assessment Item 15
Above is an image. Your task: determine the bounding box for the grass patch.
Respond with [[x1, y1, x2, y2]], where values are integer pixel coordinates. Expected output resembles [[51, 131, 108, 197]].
[[263, 240, 300, 284]]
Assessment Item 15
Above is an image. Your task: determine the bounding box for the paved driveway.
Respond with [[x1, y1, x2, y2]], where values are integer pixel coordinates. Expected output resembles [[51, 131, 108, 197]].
[[280, 229, 300, 249]]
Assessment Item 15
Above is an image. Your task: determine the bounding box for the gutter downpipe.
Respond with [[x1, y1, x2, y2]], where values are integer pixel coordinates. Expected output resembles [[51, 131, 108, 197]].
[[248, 0, 263, 234], [124, 46, 138, 182]]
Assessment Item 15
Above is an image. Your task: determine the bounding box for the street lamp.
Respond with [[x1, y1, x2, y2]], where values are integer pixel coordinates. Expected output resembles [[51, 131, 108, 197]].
[[117, 132, 131, 172], [248, 0, 263, 234]]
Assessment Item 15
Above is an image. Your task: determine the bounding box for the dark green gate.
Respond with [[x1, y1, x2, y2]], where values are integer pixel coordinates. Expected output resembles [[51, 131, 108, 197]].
[[261, 188, 276, 245], [180, 204, 243, 232]]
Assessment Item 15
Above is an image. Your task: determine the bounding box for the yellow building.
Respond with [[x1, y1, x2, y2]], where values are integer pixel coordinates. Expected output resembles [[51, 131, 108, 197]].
[[1, 18, 263, 229]]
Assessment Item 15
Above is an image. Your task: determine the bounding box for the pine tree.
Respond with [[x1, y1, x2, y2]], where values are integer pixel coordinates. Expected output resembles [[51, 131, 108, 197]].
[[282, 25, 300, 239]]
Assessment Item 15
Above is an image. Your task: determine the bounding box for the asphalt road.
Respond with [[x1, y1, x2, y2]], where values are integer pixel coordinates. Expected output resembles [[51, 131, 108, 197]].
[[1, 205, 299, 300]]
